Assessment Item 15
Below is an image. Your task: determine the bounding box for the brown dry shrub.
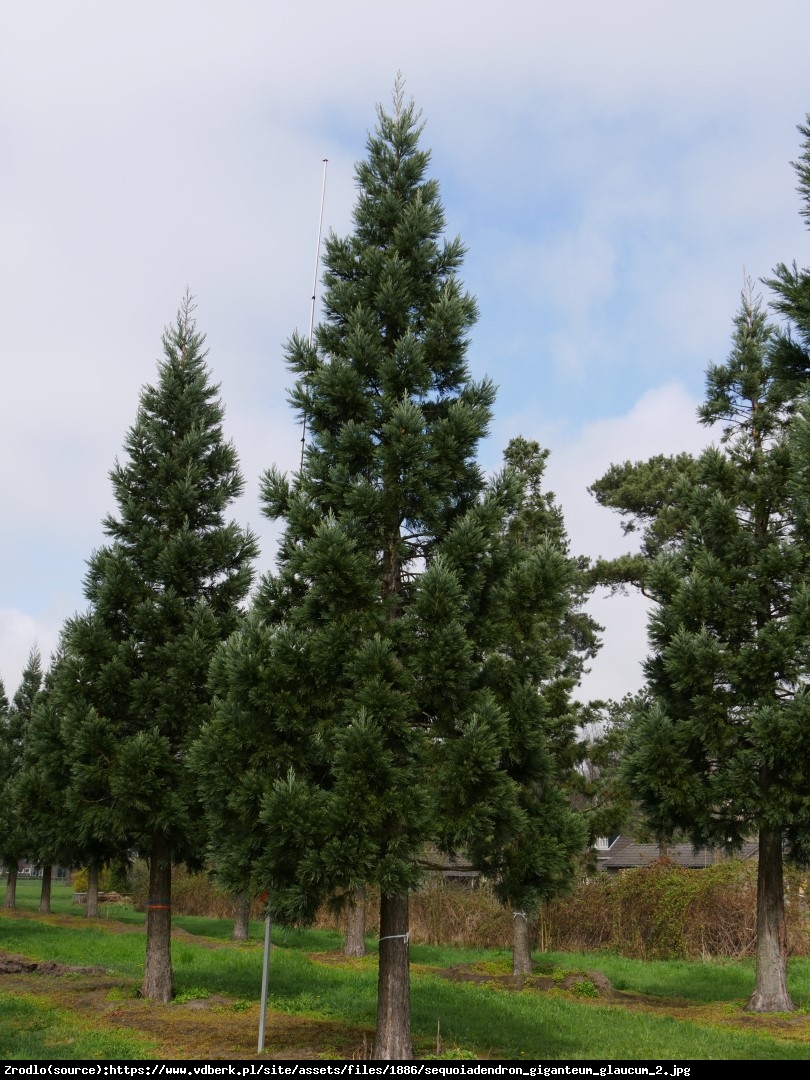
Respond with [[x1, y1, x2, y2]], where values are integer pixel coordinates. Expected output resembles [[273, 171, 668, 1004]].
[[130, 863, 264, 921], [544, 859, 810, 960], [311, 879, 515, 949], [127, 858, 810, 960]]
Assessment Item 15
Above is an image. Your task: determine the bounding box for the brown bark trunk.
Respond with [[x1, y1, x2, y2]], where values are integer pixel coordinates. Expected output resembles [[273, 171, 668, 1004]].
[[344, 886, 366, 957], [747, 828, 794, 1012], [143, 835, 173, 1002], [372, 892, 412, 1060], [232, 892, 250, 942], [85, 862, 100, 918], [38, 865, 53, 914], [3, 863, 18, 909], [512, 910, 532, 975]]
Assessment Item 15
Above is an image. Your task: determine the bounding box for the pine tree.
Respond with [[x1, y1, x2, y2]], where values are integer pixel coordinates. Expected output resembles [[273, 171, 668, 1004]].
[[588, 453, 699, 595], [0, 676, 13, 905], [198, 86, 587, 1058], [0, 648, 43, 908], [59, 296, 258, 999], [616, 284, 810, 1011], [14, 650, 73, 914], [611, 116, 810, 1009], [448, 437, 597, 974]]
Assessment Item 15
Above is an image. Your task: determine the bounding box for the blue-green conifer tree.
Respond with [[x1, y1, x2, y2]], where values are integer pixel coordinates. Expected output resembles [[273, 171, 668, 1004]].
[[59, 296, 257, 1000], [197, 87, 590, 1057]]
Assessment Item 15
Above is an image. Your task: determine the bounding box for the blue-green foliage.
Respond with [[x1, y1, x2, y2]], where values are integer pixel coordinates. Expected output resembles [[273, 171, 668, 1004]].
[[56, 296, 258, 870], [192, 95, 593, 932]]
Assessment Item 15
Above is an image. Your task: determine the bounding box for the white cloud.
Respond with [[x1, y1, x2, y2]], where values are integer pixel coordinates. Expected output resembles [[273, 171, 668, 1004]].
[[502, 382, 711, 703], [2, 0, 809, 708]]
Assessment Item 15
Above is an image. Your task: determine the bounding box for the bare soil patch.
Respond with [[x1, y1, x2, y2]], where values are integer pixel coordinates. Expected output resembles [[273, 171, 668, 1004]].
[[0, 964, 369, 1060], [438, 962, 613, 995], [0, 952, 106, 976]]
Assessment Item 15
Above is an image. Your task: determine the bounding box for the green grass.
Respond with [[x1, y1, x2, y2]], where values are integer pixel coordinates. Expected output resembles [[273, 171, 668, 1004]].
[[3, 882, 810, 1059], [534, 950, 810, 1007], [0, 991, 156, 1060]]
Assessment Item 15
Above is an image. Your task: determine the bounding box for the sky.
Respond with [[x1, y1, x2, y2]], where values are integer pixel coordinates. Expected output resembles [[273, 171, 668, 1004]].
[[3, 1, 810, 701]]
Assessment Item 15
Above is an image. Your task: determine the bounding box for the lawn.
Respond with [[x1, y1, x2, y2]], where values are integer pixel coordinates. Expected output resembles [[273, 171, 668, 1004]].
[[1, 879, 809, 1060]]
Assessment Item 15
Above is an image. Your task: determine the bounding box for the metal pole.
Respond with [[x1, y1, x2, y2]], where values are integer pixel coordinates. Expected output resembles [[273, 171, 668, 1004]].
[[257, 910, 271, 1053]]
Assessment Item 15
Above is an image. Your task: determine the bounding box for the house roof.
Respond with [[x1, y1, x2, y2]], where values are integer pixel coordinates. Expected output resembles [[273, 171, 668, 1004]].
[[596, 836, 759, 872]]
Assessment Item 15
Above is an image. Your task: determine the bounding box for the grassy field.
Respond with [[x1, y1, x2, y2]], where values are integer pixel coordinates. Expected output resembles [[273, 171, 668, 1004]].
[[1, 879, 809, 1060]]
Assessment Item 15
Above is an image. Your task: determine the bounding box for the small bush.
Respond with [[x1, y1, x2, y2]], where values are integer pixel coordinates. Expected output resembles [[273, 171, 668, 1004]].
[[71, 866, 116, 893]]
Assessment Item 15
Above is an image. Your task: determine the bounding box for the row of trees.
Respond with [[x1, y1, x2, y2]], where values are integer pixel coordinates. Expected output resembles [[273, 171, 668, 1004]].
[[4, 87, 810, 1055], [1, 304, 261, 937], [0, 87, 601, 1059]]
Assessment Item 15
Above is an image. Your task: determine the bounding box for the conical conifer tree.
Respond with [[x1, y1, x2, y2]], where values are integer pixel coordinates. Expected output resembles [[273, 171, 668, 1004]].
[[15, 650, 74, 914], [200, 86, 588, 1058], [59, 296, 258, 1000], [456, 438, 597, 974], [0, 648, 43, 908], [0, 675, 15, 906], [606, 118, 810, 1009], [591, 117, 810, 1004], [617, 284, 810, 1011]]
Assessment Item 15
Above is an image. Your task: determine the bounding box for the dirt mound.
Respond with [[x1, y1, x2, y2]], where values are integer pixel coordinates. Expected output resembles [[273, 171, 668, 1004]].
[[0, 950, 106, 976], [438, 962, 613, 996]]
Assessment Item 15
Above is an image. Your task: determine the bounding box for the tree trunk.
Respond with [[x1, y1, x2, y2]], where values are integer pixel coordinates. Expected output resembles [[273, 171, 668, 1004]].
[[86, 862, 100, 918], [372, 892, 412, 1060], [512, 910, 532, 975], [747, 827, 794, 1012], [38, 865, 53, 914], [232, 892, 250, 942], [344, 886, 366, 957], [3, 862, 18, 909], [143, 835, 173, 1002]]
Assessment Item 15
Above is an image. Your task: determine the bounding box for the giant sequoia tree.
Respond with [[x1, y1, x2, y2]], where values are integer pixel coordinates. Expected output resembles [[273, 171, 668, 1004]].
[[15, 651, 74, 914], [197, 88, 586, 1059], [593, 119, 810, 1013], [610, 285, 810, 1011], [459, 437, 596, 974], [60, 297, 257, 1000], [0, 648, 43, 908], [0, 675, 16, 906]]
